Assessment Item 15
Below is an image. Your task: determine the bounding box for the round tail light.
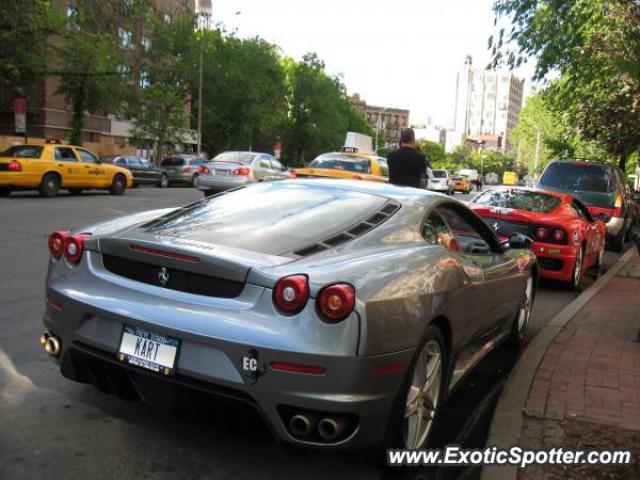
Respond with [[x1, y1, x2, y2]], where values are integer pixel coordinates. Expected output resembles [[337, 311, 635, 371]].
[[273, 275, 309, 314], [535, 227, 548, 240], [48, 230, 70, 259], [63, 235, 86, 265], [317, 284, 355, 323], [552, 229, 566, 242]]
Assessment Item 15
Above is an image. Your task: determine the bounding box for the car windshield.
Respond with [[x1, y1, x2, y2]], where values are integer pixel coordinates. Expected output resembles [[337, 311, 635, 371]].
[[2, 145, 43, 158], [538, 162, 618, 208], [309, 154, 371, 173], [213, 152, 255, 164], [432, 170, 447, 178], [474, 189, 561, 213], [144, 182, 387, 255], [452, 176, 463, 181]]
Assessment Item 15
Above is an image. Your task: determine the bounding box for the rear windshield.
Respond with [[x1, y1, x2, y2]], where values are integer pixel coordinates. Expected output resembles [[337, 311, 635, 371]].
[[161, 157, 184, 167], [538, 162, 618, 207], [2, 145, 43, 158], [432, 170, 447, 178], [187, 158, 205, 166], [309, 154, 371, 173], [144, 183, 387, 255], [474, 189, 561, 213], [213, 152, 255, 164]]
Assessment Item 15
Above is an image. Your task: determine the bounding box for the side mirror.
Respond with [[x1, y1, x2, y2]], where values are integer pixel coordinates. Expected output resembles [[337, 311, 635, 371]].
[[595, 213, 611, 223], [509, 233, 534, 250], [95, 158, 103, 164]]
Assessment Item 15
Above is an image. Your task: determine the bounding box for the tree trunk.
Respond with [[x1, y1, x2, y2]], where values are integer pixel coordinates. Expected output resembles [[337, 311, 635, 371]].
[[68, 78, 86, 146], [619, 152, 629, 172]]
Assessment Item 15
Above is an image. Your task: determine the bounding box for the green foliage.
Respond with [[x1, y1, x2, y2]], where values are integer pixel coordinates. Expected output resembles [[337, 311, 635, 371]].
[[0, 0, 58, 90], [491, 0, 640, 170], [417, 140, 446, 164], [129, 9, 198, 160]]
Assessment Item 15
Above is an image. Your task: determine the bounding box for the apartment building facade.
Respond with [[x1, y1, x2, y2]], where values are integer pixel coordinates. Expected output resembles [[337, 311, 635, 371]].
[[348, 93, 410, 147]]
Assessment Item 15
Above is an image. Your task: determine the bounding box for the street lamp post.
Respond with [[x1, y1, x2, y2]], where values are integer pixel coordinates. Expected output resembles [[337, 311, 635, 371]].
[[375, 107, 389, 153]]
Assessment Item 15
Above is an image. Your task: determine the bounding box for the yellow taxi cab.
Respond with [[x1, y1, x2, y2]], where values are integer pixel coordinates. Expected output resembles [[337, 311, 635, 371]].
[[292, 148, 388, 183], [452, 174, 471, 194], [503, 171, 518, 186], [0, 144, 133, 197]]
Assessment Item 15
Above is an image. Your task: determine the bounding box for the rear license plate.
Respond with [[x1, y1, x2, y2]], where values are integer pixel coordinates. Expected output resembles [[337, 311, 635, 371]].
[[214, 170, 229, 176], [118, 325, 179, 375]]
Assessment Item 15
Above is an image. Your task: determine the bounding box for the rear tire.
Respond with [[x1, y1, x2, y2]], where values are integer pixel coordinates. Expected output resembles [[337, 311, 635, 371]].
[[567, 246, 585, 290], [509, 273, 535, 345], [191, 174, 198, 187], [381, 324, 446, 452], [109, 174, 126, 195], [39, 173, 60, 198], [68, 188, 82, 196], [158, 174, 169, 188], [610, 222, 627, 253]]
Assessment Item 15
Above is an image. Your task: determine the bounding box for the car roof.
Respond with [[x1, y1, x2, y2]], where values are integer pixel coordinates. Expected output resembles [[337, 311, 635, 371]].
[[548, 159, 614, 170]]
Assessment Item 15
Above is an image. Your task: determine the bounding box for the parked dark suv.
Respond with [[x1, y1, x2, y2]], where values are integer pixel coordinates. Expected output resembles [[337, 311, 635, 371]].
[[538, 160, 635, 251]]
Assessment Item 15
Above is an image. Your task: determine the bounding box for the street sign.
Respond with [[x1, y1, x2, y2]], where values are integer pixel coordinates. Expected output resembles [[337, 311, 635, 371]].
[[14, 98, 26, 134]]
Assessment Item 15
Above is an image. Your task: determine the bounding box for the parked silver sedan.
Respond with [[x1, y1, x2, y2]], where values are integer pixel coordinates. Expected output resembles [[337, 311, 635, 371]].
[[196, 151, 291, 196], [42, 179, 537, 453], [159, 155, 207, 186]]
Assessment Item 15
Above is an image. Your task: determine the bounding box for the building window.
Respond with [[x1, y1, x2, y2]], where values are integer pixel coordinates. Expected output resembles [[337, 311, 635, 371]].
[[141, 36, 151, 51], [118, 27, 133, 49], [117, 64, 133, 84], [501, 76, 509, 82], [164, 13, 172, 24], [139, 70, 150, 89]]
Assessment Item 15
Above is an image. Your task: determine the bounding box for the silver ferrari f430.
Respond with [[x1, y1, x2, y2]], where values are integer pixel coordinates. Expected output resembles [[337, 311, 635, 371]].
[[42, 179, 537, 451]]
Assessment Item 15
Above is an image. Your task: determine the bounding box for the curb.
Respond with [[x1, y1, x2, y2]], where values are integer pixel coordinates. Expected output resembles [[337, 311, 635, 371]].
[[480, 247, 637, 480]]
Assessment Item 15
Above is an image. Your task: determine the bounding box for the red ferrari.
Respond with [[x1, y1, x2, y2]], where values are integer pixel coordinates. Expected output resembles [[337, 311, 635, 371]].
[[470, 187, 607, 289]]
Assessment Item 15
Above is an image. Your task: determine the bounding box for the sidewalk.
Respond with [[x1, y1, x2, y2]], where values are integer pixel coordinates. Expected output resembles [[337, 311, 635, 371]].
[[483, 249, 640, 480]]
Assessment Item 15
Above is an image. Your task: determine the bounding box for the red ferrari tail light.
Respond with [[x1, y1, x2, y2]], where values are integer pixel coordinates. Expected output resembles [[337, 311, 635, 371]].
[[552, 229, 566, 242], [198, 164, 210, 174], [63, 235, 87, 265], [48, 230, 70, 259], [7, 160, 22, 171], [273, 275, 309, 314], [317, 283, 355, 323], [233, 167, 251, 176], [535, 227, 549, 240]]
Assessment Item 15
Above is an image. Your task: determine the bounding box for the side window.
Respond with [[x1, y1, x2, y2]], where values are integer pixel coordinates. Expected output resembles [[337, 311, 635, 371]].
[[55, 147, 78, 162], [271, 159, 285, 171], [422, 211, 454, 247], [76, 149, 98, 163], [436, 205, 497, 254], [377, 158, 389, 176], [260, 156, 271, 169]]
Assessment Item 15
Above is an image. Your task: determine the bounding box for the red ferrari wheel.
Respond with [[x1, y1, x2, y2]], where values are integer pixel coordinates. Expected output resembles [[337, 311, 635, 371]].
[[567, 246, 584, 290]]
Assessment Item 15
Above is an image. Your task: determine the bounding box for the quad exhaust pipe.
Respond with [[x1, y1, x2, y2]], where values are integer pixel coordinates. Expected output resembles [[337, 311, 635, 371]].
[[287, 411, 351, 441], [317, 417, 348, 441], [40, 331, 61, 357], [288, 413, 316, 437]]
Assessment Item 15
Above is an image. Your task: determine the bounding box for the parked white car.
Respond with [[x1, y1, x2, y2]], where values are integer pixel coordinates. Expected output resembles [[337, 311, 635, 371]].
[[427, 169, 453, 195]]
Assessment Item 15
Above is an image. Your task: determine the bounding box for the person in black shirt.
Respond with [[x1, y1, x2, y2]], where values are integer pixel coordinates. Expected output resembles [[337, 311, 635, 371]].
[[387, 128, 431, 188]]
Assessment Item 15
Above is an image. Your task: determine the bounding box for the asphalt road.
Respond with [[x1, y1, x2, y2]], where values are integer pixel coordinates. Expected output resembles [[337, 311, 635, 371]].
[[0, 187, 628, 480]]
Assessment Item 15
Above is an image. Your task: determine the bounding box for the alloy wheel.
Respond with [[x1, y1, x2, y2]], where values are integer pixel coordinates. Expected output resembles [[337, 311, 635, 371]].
[[404, 340, 442, 449], [573, 247, 583, 287]]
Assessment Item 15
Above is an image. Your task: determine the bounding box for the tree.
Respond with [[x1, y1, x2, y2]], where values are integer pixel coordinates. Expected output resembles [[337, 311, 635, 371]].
[[448, 143, 473, 166], [196, 32, 287, 156], [491, 0, 640, 170], [129, 9, 198, 162], [0, 0, 58, 92], [417, 140, 446, 164], [54, 0, 128, 145]]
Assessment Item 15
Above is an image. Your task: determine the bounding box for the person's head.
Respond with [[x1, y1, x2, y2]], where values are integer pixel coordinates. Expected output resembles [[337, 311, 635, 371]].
[[399, 128, 416, 147]]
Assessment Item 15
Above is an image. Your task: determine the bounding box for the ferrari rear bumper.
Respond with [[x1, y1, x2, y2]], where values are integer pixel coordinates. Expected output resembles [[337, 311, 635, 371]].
[[532, 242, 579, 282]]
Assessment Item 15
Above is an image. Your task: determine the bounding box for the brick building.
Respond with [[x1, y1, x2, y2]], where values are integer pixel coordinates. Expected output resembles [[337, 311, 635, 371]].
[[0, 0, 196, 156], [348, 93, 410, 147]]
